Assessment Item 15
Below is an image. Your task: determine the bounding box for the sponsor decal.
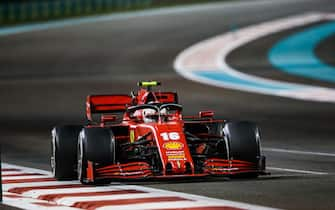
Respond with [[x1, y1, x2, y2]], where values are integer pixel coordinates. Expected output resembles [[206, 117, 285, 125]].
[[166, 150, 185, 155], [163, 141, 184, 150], [167, 155, 185, 160], [166, 150, 185, 159]]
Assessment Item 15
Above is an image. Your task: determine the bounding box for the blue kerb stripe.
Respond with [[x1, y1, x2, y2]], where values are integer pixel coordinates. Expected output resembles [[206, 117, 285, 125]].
[[195, 71, 300, 91], [269, 21, 335, 83]]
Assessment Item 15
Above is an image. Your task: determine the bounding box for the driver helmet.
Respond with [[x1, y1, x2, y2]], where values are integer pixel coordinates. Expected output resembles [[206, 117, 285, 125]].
[[143, 108, 158, 123]]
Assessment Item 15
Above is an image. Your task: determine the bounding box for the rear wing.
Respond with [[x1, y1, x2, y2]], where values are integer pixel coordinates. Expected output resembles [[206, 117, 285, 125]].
[[86, 95, 132, 121]]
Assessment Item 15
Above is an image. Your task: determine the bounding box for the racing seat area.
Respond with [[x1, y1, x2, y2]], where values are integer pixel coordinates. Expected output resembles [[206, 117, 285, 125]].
[[126, 103, 183, 123]]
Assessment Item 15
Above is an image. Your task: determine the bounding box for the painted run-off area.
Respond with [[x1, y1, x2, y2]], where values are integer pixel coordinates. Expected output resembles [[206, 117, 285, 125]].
[[1, 163, 279, 210]]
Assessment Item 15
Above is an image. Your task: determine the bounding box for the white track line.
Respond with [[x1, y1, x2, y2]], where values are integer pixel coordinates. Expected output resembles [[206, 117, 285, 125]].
[[267, 167, 328, 175], [264, 148, 335, 157], [174, 12, 335, 103], [0, 0, 292, 37]]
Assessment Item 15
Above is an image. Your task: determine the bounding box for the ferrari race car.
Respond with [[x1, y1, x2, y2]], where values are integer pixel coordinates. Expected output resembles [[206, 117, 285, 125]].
[[51, 81, 266, 184]]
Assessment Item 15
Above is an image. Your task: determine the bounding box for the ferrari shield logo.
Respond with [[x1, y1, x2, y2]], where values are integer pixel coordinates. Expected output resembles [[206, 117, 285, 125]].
[[163, 141, 184, 150]]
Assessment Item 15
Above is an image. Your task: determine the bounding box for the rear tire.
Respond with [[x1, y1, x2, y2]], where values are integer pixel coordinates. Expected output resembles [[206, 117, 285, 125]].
[[51, 125, 82, 180], [77, 127, 115, 184], [223, 121, 262, 178]]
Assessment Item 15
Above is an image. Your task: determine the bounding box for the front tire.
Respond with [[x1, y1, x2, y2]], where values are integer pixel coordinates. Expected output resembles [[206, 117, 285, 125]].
[[223, 121, 263, 177], [77, 127, 115, 184], [51, 125, 82, 180]]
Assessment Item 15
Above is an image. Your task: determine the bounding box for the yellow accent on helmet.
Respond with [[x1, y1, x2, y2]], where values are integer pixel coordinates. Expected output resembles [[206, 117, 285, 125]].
[[138, 81, 161, 87]]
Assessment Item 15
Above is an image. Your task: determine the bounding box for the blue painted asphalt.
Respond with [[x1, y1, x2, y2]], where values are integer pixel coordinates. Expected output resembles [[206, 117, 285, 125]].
[[269, 21, 335, 83]]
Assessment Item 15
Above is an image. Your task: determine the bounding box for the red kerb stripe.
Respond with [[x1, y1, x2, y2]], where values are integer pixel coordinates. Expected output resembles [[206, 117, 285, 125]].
[[72, 196, 192, 210], [3, 194, 24, 198], [2, 177, 56, 184], [2, 168, 21, 172], [32, 202, 61, 207], [38, 189, 147, 202], [8, 184, 88, 194], [2, 173, 43, 177]]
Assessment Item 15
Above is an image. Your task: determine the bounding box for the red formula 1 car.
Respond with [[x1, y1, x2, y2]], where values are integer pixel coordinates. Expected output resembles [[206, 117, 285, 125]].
[[51, 81, 266, 184]]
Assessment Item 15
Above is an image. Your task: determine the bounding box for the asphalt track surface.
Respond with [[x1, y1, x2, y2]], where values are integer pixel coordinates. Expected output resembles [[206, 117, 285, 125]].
[[1, 0, 335, 209]]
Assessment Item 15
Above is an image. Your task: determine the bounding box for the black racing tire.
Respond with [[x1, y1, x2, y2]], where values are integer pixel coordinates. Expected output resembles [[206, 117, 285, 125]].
[[77, 127, 115, 184], [51, 125, 82, 180], [223, 121, 262, 177]]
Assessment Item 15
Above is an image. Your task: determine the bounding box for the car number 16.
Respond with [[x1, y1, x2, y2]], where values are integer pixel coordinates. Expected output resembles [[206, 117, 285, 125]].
[[160, 132, 180, 141]]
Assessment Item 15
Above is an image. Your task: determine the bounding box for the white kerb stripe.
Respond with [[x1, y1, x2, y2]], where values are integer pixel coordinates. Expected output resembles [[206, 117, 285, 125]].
[[3, 196, 78, 210], [2, 163, 279, 210], [56, 192, 171, 206], [116, 185, 280, 210], [96, 200, 230, 210], [2, 171, 27, 175], [2, 175, 53, 180], [3, 181, 80, 191], [23, 186, 128, 198], [1, 163, 51, 175]]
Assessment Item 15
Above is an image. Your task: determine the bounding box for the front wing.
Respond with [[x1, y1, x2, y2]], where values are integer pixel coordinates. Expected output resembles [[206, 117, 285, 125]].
[[85, 157, 267, 183]]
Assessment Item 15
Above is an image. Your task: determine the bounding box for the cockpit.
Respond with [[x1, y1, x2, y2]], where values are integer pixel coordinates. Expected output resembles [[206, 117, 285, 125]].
[[127, 103, 183, 123]]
